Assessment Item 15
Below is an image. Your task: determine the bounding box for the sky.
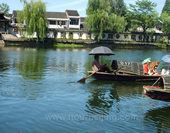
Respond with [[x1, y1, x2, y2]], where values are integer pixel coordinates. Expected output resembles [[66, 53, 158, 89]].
[[1, 0, 166, 17]]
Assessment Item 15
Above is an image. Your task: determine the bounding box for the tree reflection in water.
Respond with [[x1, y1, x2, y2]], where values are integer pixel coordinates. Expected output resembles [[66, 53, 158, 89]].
[[85, 80, 120, 116], [17, 49, 45, 80], [85, 80, 145, 116], [144, 106, 170, 133]]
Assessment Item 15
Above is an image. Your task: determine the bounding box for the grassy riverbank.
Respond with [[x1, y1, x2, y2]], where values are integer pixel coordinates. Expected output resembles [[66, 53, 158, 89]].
[[54, 43, 86, 48]]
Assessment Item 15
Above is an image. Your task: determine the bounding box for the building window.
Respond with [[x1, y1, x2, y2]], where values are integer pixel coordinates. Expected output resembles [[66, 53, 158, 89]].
[[102, 34, 105, 38], [138, 35, 142, 40], [108, 34, 113, 39], [57, 21, 65, 26], [14, 19, 18, 23], [0, 23, 3, 28], [80, 24, 84, 29], [49, 21, 56, 25], [116, 34, 120, 39], [62, 21, 65, 25], [131, 35, 136, 40], [146, 36, 149, 42], [69, 19, 79, 25]]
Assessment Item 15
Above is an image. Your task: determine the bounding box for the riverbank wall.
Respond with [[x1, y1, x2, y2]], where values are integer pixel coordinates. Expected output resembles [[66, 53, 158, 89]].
[[0, 40, 5, 47], [3, 38, 170, 49]]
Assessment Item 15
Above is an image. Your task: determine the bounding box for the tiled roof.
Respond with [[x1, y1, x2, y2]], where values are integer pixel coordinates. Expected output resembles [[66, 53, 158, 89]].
[[46, 12, 67, 18], [80, 17, 85, 23], [13, 10, 21, 18], [66, 10, 79, 16], [12, 10, 80, 19]]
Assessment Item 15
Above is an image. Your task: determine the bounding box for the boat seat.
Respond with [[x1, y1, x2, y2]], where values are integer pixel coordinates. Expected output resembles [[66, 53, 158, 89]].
[[111, 60, 118, 70]]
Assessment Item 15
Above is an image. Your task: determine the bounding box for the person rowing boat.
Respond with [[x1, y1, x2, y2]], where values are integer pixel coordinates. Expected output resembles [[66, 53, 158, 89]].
[[92, 55, 111, 73]]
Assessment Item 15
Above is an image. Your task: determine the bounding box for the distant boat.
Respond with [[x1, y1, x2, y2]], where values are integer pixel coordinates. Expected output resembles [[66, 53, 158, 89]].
[[143, 76, 170, 102]]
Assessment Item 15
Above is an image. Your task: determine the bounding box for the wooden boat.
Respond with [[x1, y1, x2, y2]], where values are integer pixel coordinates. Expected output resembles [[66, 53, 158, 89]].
[[88, 60, 161, 82], [143, 76, 170, 102], [88, 71, 161, 81]]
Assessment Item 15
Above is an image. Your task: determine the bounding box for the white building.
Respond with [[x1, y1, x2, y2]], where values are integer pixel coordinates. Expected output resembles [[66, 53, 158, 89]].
[[4, 10, 170, 43]]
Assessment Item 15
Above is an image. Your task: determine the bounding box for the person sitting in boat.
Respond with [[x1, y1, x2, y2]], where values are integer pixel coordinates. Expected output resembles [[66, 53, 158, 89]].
[[148, 61, 160, 75], [142, 58, 151, 75], [161, 63, 170, 75], [92, 55, 111, 73]]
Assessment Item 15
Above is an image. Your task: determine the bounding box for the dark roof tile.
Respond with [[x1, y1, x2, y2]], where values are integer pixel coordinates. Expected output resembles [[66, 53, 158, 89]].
[[66, 10, 79, 16], [46, 12, 67, 18], [80, 17, 85, 23], [13, 10, 19, 18]]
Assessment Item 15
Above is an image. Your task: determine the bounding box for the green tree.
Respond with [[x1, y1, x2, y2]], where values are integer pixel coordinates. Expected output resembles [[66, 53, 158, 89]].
[[126, 0, 159, 41], [161, 12, 170, 33], [17, 0, 47, 42], [85, 0, 126, 41], [110, 0, 127, 16], [0, 3, 10, 15], [161, 0, 170, 15]]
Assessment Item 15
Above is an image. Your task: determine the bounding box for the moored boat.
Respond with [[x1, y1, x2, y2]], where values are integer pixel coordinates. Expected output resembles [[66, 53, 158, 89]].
[[143, 76, 170, 102]]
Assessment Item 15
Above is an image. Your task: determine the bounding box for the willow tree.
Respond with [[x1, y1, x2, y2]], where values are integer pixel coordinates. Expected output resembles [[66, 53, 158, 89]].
[[85, 0, 127, 41], [17, 0, 47, 42]]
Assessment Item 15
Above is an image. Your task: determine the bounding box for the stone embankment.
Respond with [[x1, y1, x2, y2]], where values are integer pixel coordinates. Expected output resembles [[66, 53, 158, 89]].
[[2, 34, 24, 41], [0, 40, 5, 47], [2, 34, 170, 49], [0, 33, 5, 47]]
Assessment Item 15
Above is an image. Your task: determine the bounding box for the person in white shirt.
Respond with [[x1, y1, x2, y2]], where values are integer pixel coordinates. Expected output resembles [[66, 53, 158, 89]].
[[92, 55, 111, 73], [161, 63, 170, 75]]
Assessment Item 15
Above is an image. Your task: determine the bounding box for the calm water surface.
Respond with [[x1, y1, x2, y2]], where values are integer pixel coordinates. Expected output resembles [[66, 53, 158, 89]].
[[0, 47, 169, 133]]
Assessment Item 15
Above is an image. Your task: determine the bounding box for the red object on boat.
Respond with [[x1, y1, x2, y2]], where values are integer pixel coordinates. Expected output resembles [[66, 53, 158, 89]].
[[143, 76, 170, 102]]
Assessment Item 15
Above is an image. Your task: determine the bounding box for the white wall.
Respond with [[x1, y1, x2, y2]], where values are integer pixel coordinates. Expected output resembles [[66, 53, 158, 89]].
[[91, 33, 95, 40], [48, 25, 67, 29], [66, 32, 69, 39], [57, 32, 61, 38], [81, 33, 87, 39], [73, 32, 79, 39], [69, 25, 80, 29], [7, 26, 168, 43]]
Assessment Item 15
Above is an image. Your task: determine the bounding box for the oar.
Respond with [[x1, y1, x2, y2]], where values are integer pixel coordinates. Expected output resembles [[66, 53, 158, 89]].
[[78, 67, 102, 83], [152, 77, 161, 86]]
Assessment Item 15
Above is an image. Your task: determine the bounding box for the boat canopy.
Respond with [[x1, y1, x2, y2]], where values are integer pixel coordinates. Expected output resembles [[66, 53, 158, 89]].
[[162, 76, 170, 89]]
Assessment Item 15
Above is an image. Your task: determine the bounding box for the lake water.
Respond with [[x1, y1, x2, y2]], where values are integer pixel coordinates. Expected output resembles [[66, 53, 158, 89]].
[[0, 47, 170, 133]]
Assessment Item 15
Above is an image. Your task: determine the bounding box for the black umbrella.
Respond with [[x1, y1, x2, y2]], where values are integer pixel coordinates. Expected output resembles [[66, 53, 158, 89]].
[[89, 46, 115, 56]]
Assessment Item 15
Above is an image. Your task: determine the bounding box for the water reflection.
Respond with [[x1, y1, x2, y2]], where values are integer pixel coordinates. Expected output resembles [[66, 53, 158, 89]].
[[85, 80, 119, 115], [0, 48, 12, 72], [144, 106, 170, 132], [85, 80, 145, 116], [17, 49, 45, 79], [85, 88, 119, 115], [1, 47, 170, 132]]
